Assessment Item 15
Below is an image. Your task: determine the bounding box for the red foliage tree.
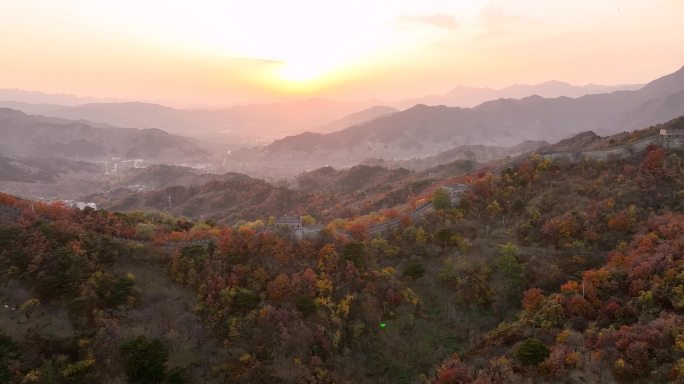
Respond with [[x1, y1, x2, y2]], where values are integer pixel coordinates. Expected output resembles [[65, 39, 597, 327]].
[[266, 274, 291, 301], [542, 212, 583, 247], [522, 288, 546, 312], [432, 354, 475, 384], [347, 222, 370, 241], [607, 211, 632, 231], [642, 146, 665, 173], [0, 193, 20, 207]]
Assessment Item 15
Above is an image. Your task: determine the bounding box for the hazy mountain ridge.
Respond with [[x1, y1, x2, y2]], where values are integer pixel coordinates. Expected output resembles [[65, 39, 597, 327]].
[[365, 140, 548, 171], [0, 156, 100, 183], [315, 105, 399, 133], [0, 101, 74, 116], [0, 88, 124, 106], [0, 155, 109, 200], [396, 80, 643, 109], [249, 66, 684, 165], [0, 79, 645, 145], [0, 98, 384, 143], [0, 108, 205, 161]]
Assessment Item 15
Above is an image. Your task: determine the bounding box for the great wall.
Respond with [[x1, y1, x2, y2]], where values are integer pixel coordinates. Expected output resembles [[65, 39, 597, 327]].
[[538, 128, 684, 162]]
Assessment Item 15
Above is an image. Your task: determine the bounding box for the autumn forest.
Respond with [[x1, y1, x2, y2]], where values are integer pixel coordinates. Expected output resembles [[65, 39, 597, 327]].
[[1, 116, 684, 383]]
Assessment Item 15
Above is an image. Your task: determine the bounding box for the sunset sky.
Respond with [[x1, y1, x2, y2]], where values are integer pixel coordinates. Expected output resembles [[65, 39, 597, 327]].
[[1, 0, 683, 106]]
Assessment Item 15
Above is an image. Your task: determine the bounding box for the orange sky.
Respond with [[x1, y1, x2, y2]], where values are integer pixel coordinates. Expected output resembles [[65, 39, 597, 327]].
[[1, 0, 683, 107]]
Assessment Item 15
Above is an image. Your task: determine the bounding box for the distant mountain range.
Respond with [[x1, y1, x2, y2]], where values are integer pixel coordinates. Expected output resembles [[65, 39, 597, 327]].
[[2, 68, 681, 178], [239, 65, 684, 167], [315, 106, 399, 133], [0, 88, 124, 106], [0, 108, 205, 161], [0, 98, 384, 146], [0, 79, 645, 146], [395, 81, 643, 109]]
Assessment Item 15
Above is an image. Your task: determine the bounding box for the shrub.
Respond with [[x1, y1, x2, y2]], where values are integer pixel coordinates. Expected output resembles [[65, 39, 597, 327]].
[[296, 296, 316, 317], [432, 187, 452, 211], [403, 263, 426, 280], [120, 336, 168, 384], [0, 330, 20, 383], [234, 288, 259, 311], [166, 367, 186, 384], [516, 338, 550, 367]]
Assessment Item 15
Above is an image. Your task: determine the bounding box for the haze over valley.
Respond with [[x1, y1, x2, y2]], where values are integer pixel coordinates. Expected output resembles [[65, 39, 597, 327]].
[[3, 65, 684, 186]]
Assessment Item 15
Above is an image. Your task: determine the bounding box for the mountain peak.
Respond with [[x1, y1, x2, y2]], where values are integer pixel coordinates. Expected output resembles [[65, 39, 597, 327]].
[[0, 107, 27, 118], [641, 64, 684, 95], [539, 80, 572, 86]]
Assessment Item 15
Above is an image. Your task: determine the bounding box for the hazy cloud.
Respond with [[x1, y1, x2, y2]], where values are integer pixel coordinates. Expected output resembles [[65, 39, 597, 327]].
[[478, 2, 526, 38], [395, 14, 459, 30], [230, 56, 282, 65], [240, 57, 282, 64]]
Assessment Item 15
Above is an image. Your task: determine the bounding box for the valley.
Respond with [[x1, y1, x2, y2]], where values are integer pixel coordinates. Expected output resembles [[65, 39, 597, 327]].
[[4, 65, 684, 207]]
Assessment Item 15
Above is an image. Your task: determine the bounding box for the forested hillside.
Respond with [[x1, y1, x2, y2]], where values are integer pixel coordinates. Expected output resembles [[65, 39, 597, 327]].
[[91, 163, 476, 224], [1, 135, 682, 383]]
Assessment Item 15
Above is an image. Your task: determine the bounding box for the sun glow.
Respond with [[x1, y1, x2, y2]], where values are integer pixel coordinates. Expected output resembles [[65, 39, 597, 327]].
[[279, 61, 327, 83], [2, 1, 682, 104]]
